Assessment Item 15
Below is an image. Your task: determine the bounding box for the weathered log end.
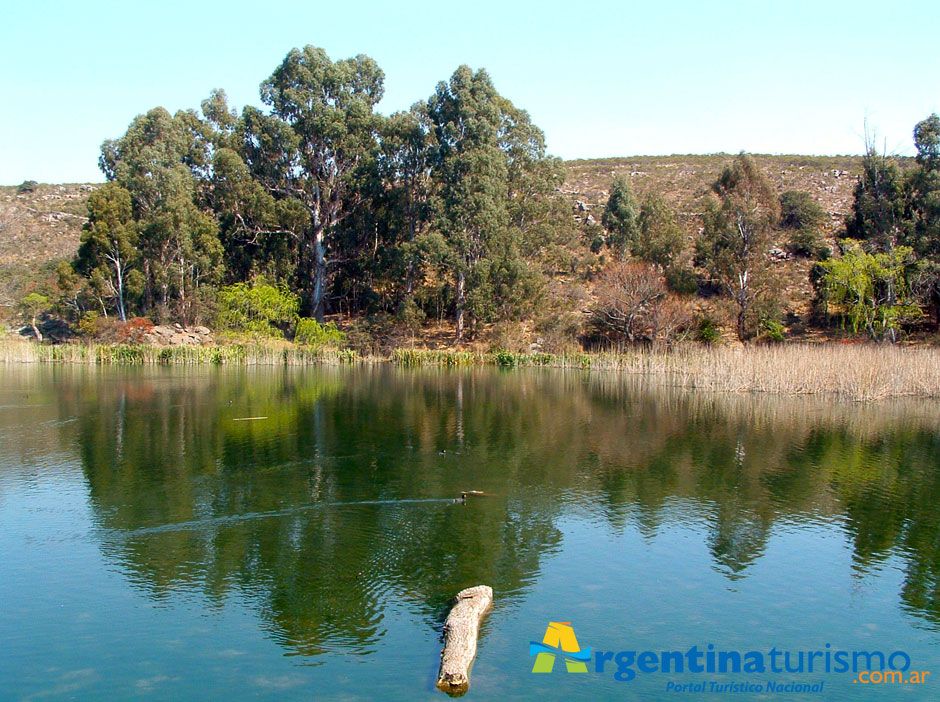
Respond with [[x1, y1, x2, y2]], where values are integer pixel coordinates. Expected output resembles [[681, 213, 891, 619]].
[[436, 585, 493, 696]]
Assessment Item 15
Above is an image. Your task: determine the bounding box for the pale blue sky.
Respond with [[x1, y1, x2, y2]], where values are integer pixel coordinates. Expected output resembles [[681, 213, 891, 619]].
[[2, 0, 938, 184]]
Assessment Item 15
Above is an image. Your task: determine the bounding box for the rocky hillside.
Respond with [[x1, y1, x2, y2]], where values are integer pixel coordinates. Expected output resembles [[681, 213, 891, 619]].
[[0, 183, 94, 309], [560, 154, 884, 332], [563, 154, 864, 234]]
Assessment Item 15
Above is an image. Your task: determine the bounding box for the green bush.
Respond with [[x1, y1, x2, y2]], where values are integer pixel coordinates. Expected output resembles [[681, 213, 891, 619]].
[[16, 180, 39, 194], [216, 281, 299, 338], [294, 318, 345, 347], [787, 229, 831, 260], [761, 318, 786, 342], [698, 317, 722, 344], [665, 265, 699, 295], [78, 310, 101, 337], [780, 190, 825, 230]]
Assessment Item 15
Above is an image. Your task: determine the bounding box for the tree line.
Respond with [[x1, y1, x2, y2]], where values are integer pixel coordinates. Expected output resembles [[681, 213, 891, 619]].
[[55, 46, 573, 342]]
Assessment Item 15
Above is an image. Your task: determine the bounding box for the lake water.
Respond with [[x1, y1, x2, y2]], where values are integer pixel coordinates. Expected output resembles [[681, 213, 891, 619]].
[[1, 365, 939, 700]]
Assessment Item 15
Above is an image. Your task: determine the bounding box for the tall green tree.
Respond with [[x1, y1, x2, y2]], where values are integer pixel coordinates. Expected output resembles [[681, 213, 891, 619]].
[[98, 107, 222, 321], [426, 66, 554, 339], [845, 141, 906, 251], [634, 193, 686, 273], [427, 66, 509, 339], [905, 114, 940, 327], [75, 183, 140, 321], [600, 174, 640, 259], [242, 46, 385, 320], [329, 105, 436, 316], [696, 153, 780, 341]]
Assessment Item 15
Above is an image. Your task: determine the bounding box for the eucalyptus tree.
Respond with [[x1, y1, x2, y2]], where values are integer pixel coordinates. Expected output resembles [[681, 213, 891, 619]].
[[601, 174, 640, 259], [206, 141, 302, 284], [634, 194, 686, 273], [327, 104, 437, 316], [98, 107, 222, 320], [696, 153, 780, 341], [499, 99, 568, 255], [240, 46, 385, 320], [426, 66, 510, 339], [381, 105, 436, 305], [905, 114, 940, 327], [75, 183, 140, 321], [427, 66, 557, 339], [844, 142, 906, 252]]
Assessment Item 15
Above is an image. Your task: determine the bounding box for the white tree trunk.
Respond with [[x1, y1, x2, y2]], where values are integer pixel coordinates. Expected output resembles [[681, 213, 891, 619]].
[[455, 270, 466, 341], [312, 227, 327, 322]]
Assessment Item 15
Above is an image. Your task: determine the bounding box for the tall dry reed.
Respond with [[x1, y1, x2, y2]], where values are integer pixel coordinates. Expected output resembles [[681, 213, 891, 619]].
[[4, 337, 940, 400]]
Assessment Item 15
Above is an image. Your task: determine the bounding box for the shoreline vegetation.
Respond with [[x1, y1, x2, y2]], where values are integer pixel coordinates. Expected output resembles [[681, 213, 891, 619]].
[[3, 338, 940, 402]]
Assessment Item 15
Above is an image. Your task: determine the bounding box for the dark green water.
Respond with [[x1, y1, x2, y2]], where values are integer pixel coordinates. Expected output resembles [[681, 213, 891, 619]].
[[1, 365, 939, 701]]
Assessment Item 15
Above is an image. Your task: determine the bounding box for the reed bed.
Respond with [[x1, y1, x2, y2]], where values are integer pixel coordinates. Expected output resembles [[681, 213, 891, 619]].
[[612, 344, 940, 401], [5, 338, 940, 400], [390, 344, 940, 400], [0, 339, 359, 366]]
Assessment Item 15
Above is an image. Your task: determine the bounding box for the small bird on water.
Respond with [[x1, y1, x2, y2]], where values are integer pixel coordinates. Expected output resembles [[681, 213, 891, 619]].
[[453, 492, 467, 503]]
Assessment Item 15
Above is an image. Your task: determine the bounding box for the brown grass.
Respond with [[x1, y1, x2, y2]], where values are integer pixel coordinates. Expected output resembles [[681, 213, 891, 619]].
[[607, 343, 940, 401]]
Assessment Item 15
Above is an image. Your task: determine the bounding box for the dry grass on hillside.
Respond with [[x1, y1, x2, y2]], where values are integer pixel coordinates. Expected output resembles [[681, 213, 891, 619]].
[[0, 184, 92, 267], [563, 154, 869, 231]]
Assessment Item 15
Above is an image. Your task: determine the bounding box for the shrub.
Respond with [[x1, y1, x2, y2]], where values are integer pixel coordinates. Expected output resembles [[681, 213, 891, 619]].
[[698, 317, 722, 344], [294, 318, 345, 348], [16, 180, 39, 195], [590, 262, 692, 346], [488, 321, 530, 354], [216, 281, 299, 338], [78, 311, 101, 338], [761, 318, 786, 342], [343, 314, 400, 356], [784, 227, 830, 259], [780, 190, 825, 230], [665, 265, 699, 295]]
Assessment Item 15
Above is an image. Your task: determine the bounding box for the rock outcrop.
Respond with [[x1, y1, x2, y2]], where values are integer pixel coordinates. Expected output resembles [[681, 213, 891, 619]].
[[143, 324, 213, 346]]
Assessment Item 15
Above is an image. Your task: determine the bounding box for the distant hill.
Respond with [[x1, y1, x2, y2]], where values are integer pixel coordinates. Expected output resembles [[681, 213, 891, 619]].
[[0, 183, 95, 308], [563, 154, 867, 233]]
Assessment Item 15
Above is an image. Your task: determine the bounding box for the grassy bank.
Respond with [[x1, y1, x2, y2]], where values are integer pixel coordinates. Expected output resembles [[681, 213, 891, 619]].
[[4, 338, 940, 401]]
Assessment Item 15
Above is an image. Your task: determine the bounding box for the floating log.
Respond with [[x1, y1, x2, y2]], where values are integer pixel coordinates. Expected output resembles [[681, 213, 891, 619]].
[[231, 416, 268, 421], [436, 585, 493, 696]]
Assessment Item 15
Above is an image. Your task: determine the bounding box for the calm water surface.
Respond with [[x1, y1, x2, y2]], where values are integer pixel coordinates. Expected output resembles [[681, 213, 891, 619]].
[[1, 365, 939, 700]]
